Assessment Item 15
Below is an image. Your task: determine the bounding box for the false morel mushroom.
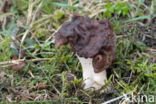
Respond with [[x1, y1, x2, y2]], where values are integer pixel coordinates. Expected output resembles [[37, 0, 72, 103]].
[[55, 15, 116, 90]]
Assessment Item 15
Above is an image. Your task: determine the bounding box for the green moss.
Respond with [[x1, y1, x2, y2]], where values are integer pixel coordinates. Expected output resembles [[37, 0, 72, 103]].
[[0, 38, 12, 61]]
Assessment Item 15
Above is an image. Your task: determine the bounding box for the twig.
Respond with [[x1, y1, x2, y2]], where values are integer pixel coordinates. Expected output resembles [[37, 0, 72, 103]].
[[147, 48, 156, 52], [116, 34, 128, 38], [102, 90, 135, 104], [0, 58, 53, 66]]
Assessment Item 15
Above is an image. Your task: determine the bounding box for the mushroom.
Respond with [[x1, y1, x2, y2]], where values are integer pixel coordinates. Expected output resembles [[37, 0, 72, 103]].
[[55, 15, 116, 90]]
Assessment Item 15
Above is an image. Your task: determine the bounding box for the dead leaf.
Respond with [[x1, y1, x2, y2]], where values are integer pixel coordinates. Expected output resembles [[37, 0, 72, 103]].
[[6, 95, 12, 102], [12, 56, 18, 60], [10, 61, 26, 71]]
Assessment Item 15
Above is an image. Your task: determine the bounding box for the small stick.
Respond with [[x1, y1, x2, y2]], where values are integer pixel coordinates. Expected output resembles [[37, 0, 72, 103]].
[[147, 48, 156, 52], [116, 34, 128, 38], [0, 58, 53, 66]]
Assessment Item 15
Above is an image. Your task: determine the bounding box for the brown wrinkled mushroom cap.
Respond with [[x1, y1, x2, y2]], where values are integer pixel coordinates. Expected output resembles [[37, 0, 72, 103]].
[[55, 15, 116, 73]]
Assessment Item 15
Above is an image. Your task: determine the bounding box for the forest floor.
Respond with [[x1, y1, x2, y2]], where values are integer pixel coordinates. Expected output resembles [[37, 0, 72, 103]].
[[0, 0, 156, 104]]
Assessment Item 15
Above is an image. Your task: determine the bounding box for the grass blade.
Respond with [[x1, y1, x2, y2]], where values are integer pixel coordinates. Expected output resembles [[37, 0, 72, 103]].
[[123, 15, 151, 23], [49, 2, 78, 10]]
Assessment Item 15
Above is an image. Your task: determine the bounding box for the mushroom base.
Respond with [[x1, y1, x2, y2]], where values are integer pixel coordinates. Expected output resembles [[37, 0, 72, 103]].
[[77, 55, 107, 90]]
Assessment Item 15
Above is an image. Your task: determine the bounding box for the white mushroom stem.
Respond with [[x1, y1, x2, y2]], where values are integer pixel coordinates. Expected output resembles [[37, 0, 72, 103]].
[[77, 55, 107, 90]]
